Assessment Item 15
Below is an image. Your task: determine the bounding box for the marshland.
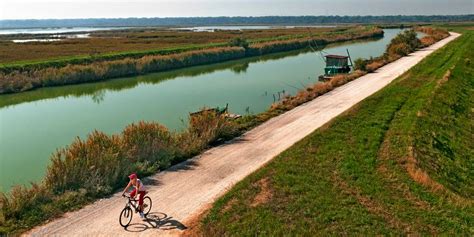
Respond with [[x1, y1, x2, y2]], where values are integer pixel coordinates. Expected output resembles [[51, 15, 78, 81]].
[[0, 20, 458, 234]]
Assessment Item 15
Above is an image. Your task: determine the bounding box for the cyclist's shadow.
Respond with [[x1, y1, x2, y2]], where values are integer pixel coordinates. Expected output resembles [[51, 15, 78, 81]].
[[124, 212, 187, 232]]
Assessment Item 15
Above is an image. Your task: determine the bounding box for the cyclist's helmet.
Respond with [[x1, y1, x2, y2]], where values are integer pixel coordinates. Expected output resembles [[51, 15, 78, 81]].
[[128, 173, 137, 179]]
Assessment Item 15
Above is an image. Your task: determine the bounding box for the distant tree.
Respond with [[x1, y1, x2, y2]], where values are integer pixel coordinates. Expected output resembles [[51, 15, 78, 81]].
[[1, 15, 473, 28]]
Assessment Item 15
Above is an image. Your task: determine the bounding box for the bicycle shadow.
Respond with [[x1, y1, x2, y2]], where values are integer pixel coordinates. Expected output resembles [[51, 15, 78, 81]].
[[124, 212, 187, 233]]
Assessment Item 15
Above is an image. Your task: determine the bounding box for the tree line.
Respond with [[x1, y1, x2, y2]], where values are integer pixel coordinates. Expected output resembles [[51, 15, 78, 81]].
[[1, 15, 473, 29]]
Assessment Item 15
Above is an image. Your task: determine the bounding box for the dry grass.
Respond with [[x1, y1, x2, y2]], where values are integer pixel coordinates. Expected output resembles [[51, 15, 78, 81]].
[[268, 70, 366, 113], [250, 178, 273, 207], [416, 26, 450, 47], [405, 146, 444, 193], [366, 60, 387, 72]]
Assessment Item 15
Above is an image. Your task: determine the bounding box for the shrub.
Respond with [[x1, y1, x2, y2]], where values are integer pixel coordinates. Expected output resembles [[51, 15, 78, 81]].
[[122, 122, 176, 170], [354, 58, 368, 71], [420, 36, 437, 47], [229, 37, 249, 49], [416, 27, 449, 47], [384, 30, 421, 60], [366, 60, 386, 72]]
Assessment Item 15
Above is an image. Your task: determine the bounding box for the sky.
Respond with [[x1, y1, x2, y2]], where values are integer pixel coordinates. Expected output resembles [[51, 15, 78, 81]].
[[0, 0, 473, 20]]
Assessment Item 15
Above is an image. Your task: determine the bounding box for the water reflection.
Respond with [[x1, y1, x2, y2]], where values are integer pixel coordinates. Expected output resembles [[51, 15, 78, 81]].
[[0, 48, 309, 109]]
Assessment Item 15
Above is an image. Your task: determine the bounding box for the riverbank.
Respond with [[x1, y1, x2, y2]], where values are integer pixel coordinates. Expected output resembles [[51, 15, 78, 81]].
[[0, 27, 452, 234], [0, 26, 383, 94], [21, 31, 461, 236]]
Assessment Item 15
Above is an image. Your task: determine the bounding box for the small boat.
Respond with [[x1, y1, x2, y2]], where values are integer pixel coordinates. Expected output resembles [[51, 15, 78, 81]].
[[190, 103, 241, 119]]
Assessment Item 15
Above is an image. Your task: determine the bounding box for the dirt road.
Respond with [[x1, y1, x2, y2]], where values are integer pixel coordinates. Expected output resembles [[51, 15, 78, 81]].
[[26, 33, 459, 237]]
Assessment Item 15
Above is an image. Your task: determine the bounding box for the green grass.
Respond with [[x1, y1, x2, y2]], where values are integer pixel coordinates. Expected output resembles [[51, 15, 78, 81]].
[[200, 30, 473, 235]]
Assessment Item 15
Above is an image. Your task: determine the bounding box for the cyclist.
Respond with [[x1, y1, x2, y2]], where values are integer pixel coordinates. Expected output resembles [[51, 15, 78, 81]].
[[122, 173, 147, 219]]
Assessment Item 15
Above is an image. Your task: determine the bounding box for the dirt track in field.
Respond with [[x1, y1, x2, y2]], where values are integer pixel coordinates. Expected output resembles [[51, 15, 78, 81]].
[[25, 33, 460, 237]]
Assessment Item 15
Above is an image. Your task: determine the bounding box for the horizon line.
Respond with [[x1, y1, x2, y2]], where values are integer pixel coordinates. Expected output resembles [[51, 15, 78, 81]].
[[1, 14, 473, 21]]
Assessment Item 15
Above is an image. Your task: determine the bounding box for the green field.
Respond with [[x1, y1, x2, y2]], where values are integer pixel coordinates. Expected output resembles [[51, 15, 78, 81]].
[[199, 29, 473, 235]]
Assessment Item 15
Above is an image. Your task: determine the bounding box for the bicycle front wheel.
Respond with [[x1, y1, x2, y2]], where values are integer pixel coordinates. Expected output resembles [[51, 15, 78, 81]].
[[119, 206, 133, 227], [142, 196, 152, 215]]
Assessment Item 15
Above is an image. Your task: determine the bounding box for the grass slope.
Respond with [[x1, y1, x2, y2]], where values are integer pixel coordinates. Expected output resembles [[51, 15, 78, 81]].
[[199, 30, 473, 235]]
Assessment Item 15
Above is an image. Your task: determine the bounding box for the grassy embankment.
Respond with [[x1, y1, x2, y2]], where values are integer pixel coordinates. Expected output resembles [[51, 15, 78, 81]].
[[0, 27, 450, 234], [0, 26, 382, 94], [197, 30, 473, 235]]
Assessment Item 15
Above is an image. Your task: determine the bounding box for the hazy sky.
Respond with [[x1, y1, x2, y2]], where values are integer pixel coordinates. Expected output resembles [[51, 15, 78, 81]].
[[1, 0, 473, 20]]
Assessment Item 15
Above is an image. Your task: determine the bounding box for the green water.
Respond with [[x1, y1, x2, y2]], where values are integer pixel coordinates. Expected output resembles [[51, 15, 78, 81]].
[[0, 29, 403, 191]]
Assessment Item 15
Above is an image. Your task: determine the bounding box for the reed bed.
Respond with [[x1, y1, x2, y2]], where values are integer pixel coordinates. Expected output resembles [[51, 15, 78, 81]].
[[0, 47, 246, 94]]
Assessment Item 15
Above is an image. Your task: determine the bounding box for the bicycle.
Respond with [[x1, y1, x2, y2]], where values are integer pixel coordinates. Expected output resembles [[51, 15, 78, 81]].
[[119, 193, 152, 227]]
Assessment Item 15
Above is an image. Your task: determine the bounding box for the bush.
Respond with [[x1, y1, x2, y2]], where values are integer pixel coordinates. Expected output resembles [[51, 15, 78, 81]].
[[366, 59, 386, 72], [122, 122, 176, 170], [385, 29, 421, 59], [229, 37, 249, 49], [354, 58, 368, 71], [416, 27, 449, 47]]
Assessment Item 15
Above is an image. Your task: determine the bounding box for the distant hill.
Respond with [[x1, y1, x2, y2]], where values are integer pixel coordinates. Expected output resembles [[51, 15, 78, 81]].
[[1, 15, 473, 29]]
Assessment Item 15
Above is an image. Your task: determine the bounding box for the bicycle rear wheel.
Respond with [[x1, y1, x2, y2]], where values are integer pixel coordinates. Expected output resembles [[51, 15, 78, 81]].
[[119, 206, 133, 227], [142, 196, 152, 215]]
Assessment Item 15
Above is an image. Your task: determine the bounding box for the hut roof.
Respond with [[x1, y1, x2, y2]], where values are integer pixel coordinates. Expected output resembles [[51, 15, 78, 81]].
[[325, 54, 348, 59]]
